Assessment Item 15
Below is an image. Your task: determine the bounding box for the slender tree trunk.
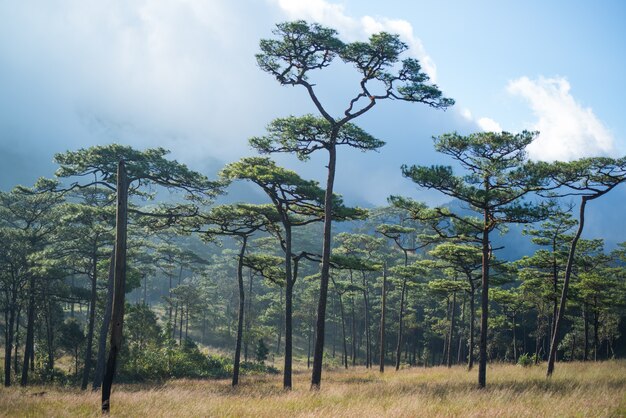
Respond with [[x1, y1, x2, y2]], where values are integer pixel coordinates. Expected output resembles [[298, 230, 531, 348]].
[[20, 277, 36, 386], [311, 143, 337, 389], [82, 252, 98, 390], [447, 292, 457, 368], [395, 277, 408, 371], [512, 313, 517, 362], [4, 290, 17, 387], [93, 251, 115, 390], [468, 287, 475, 370], [350, 271, 357, 367], [478, 212, 490, 388], [593, 310, 599, 362], [362, 272, 371, 369], [283, 224, 294, 389], [335, 287, 348, 369], [101, 161, 129, 413], [547, 197, 587, 377], [379, 263, 387, 373], [583, 304, 589, 361], [244, 270, 253, 363], [232, 237, 247, 387], [458, 296, 466, 364]]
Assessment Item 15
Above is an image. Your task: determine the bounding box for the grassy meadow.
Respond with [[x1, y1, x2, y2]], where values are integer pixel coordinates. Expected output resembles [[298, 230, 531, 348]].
[[2, 361, 625, 417]]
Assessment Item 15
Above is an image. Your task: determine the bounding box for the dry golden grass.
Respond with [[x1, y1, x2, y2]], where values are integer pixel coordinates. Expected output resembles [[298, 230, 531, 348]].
[[2, 361, 625, 417]]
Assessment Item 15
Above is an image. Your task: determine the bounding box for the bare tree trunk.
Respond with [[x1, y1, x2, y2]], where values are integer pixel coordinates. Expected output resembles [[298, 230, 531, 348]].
[[101, 160, 129, 414], [468, 287, 475, 371], [395, 277, 408, 371], [350, 271, 357, 367], [311, 144, 337, 389], [583, 304, 589, 361], [447, 292, 457, 368], [478, 212, 490, 388], [232, 237, 247, 387], [379, 263, 387, 373]]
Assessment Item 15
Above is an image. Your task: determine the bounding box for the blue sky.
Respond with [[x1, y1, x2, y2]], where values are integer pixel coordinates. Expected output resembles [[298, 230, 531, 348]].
[[1, 0, 625, 218]]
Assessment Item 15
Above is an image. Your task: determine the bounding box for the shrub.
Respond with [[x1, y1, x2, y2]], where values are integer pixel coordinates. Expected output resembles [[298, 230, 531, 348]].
[[517, 353, 538, 367]]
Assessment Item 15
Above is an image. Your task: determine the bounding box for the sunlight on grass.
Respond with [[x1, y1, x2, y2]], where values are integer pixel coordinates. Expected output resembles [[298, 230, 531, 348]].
[[1, 361, 625, 417]]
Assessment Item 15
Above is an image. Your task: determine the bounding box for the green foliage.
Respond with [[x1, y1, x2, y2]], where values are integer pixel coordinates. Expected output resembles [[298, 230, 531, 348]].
[[517, 353, 538, 367], [255, 339, 269, 363]]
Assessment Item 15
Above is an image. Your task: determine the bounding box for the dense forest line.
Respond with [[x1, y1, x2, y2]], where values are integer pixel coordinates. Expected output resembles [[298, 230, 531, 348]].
[[2, 20, 626, 413]]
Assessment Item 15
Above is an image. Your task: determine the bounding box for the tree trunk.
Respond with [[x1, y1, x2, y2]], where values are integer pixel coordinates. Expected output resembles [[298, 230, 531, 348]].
[[512, 312, 517, 362], [478, 212, 490, 388], [458, 296, 466, 364], [81, 251, 98, 390], [4, 289, 17, 387], [593, 310, 599, 362], [232, 236, 248, 387], [335, 287, 348, 369], [311, 143, 337, 389], [350, 270, 357, 367], [101, 160, 129, 413], [244, 269, 253, 363], [283, 224, 294, 389], [21, 280, 36, 386], [362, 271, 371, 369], [547, 197, 587, 377], [468, 287, 475, 370], [93, 250, 115, 390], [583, 304, 589, 361], [395, 277, 408, 371], [379, 263, 387, 373], [447, 292, 457, 368]]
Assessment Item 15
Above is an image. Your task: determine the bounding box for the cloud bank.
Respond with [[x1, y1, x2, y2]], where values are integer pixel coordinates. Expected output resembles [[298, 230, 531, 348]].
[[507, 76, 615, 161]]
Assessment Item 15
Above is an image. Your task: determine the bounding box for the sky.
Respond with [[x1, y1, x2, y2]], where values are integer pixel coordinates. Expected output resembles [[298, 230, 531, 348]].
[[1, 0, 625, 245]]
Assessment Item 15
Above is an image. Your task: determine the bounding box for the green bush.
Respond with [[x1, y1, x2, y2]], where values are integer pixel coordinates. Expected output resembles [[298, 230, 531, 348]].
[[517, 353, 538, 367]]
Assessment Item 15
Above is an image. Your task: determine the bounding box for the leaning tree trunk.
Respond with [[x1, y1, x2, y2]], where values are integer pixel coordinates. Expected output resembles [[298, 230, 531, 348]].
[[93, 251, 115, 390], [547, 197, 587, 377], [232, 236, 247, 387], [311, 143, 337, 389], [101, 160, 129, 414]]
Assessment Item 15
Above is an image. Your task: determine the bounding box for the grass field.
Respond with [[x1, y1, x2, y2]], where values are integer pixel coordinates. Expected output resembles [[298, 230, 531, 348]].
[[2, 361, 625, 417]]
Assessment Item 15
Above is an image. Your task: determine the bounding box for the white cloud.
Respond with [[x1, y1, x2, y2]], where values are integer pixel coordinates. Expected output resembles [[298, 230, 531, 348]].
[[272, 0, 437, 81], [477, 117, 502, 133], [507, 76, 615, 161]]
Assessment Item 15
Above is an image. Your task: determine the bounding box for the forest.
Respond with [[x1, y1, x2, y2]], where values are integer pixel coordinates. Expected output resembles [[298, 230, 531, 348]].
[[2, 19, 626, 417]]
